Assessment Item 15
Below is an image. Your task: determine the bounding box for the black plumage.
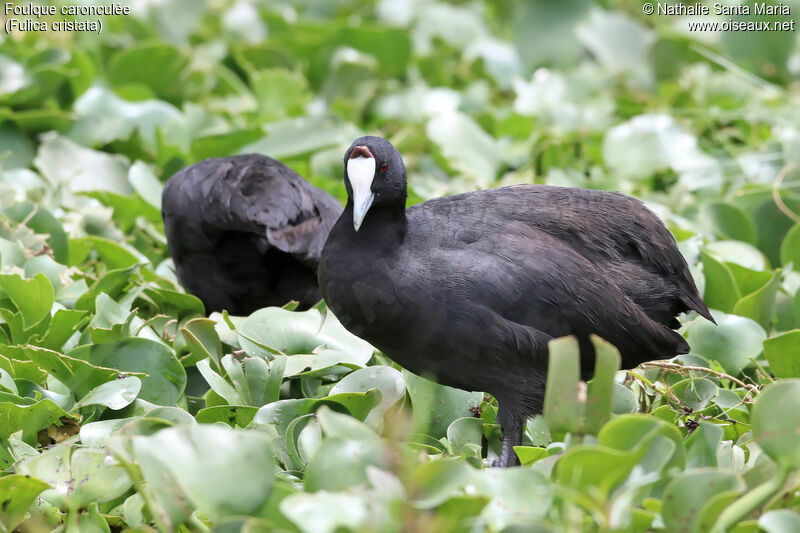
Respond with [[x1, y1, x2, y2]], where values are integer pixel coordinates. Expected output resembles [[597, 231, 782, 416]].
[[162, 154, 342, 315], [318, 136, 714, 467]]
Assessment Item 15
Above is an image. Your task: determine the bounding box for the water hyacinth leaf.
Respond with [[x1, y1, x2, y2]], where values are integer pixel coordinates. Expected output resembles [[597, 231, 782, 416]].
[[9, 345, 122, 400], [409, 458, 475, 509], [701, 202, 758, 245], [17, 444, 132, 510], [514, 446, 548, 465], [279, 491, 370, 533], [685, 311, 766, 375], [76, 376, 141, 410], [131, 425, 276, 522], [304, 437, 386, 492], [329, 365, 405, 429], [3, 202, 69, 263], [700, 251, 741, 313], [426, 111, 499, 187], [316, 405, 380, 442], [73, 265, 141, 312], [0, 272, 53, 329], [468, 467, 553, 530], [732, 270, 780, 330], [69, 338, 186, 406], [751, 379, 800, 469], [763, 330, 800, 378], [544, 336, 582, 436], [403, 370, 483, 438], [612, 381, 639, 414], [446, 417, 484, 456], [685, 423, 723, 468], [759, 510, 800, 533], [195, 405, 258, 427], [80, 418, 133, 448], [181, 317, 223, 367], [0, 474, 51, 531], [0, 396, 69, 444], [583, 335, 621, 435], [252, 391, 380, 467], [661, 469, 745, 533], [34, 133, 131, 195], [69, 236, 145, 271], [107, 43, 189, 102], [704, 240, 768, 272], [670, 378, 719, 411], [599, 414, 685, 471], [556, 444, 646, 501], [196, 358, 241, 405], [780, 223, 800, 267], [238, 307, 374, 375]]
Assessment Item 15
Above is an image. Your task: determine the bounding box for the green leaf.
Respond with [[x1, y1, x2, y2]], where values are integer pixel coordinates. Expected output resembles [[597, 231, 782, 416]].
[[751, 379, 800, 469], [17, 444, 132, 510], [544, 336, 582, 436], [3, 202, 69, 263], [583, 335, 621, 435], [7, 344, 122, 400], [69, 338, 186, 406], [107, 43, 189, 103], [556, 443, 646, 501], [279, 491, 370, 533], [180, 317, 222, 367], [0, 396, 69, 444], [780, 223, 800, 267], [763, 330, 800, 378], [662, 469, 745, 533], [732, 270, 780, 330], [129, 424, 276, 522], [76, 376, 141, 410], [701, 201, 758, 244], [686, 311, 766, 375], [685, 423, 723, 468], [0, 272, 53, 329], [670, 378, 719, 411], [598, 414, 686, 472], [238, 307, 374, 376], [403, 370, 483, 438], [700, 251, 741, 312], [329, 366, 405, 430], [759, 510, 800, 533], [195, 405, 258, 427], [0, 474, 50, 531]]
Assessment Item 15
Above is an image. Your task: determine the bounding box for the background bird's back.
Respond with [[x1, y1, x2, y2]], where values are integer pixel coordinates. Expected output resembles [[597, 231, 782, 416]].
[[162, 154, 342, 315]]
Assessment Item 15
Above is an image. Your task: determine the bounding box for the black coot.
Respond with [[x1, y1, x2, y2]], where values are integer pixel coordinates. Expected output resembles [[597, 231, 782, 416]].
[[162, 154, 342, 315], [318, 136, 715, 467]]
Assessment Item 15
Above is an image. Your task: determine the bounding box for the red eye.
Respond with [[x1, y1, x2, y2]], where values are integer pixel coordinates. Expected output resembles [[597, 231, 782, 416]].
[[379, 163, 388, 173]]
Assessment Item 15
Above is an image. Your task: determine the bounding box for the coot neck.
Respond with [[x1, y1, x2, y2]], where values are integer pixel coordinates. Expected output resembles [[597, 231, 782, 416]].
[[343, 201, 408, 245]]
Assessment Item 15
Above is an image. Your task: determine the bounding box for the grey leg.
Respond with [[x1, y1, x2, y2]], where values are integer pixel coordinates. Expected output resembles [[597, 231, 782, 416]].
[[496, 407, 523, 468]]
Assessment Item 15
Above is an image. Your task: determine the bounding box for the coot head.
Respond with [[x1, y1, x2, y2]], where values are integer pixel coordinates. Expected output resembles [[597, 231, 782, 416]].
[[344, 136, 406, 231]]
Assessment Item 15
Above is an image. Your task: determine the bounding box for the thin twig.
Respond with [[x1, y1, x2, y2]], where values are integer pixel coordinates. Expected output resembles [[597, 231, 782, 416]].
[[772, 162, 800, 224], [639, 361, 759, 393]]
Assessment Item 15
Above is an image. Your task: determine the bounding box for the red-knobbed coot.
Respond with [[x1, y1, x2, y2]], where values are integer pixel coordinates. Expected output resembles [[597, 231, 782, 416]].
[[318, 136, 715, 467], [162, 154, 342, 315]]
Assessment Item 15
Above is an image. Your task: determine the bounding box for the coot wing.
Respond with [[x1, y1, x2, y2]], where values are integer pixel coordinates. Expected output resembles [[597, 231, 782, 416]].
[[407, 184, 712, 324], [406, 213, 686, 363]]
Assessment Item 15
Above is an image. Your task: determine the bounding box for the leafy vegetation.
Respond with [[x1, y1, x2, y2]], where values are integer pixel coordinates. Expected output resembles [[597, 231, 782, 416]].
[[1, 0, 800, 531]]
